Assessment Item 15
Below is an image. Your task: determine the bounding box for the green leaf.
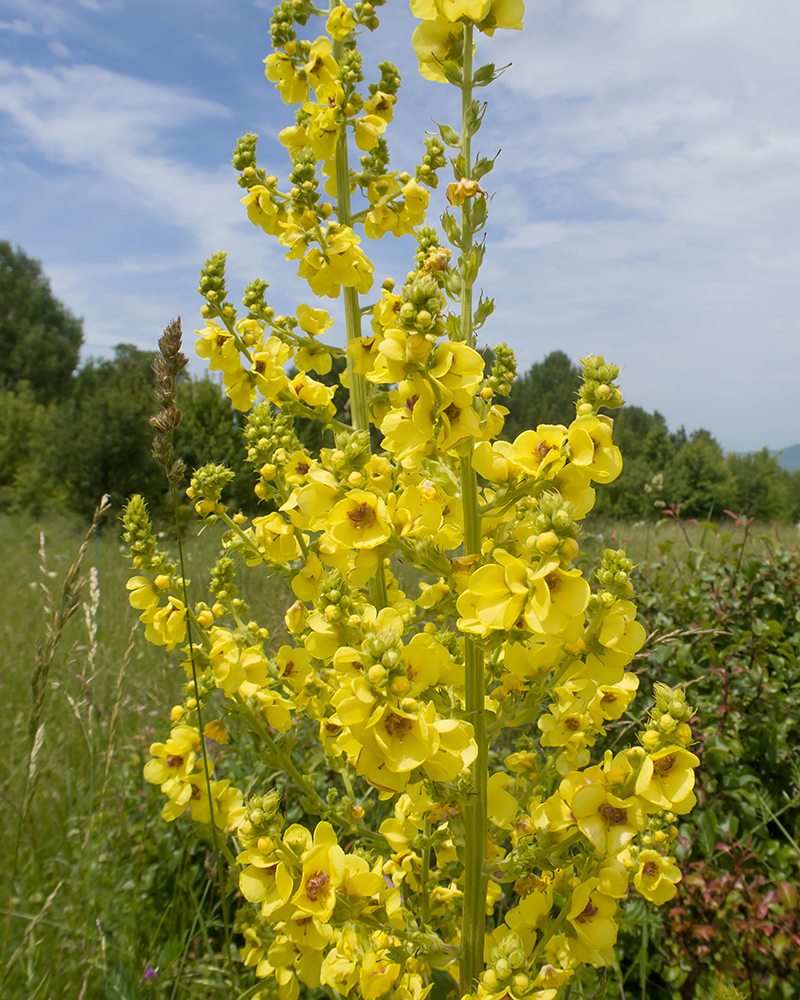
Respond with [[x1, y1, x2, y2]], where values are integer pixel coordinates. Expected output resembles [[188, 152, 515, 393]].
[[463, 99, 486, 137], [440, 211, 462, 246], [435, 121, 461, 148], [473, 296, 495, 329], [473, 153, 499, 180], [471, 195, 488, 231], [441, 60, 462, 86], [473, 62, 496, 87]]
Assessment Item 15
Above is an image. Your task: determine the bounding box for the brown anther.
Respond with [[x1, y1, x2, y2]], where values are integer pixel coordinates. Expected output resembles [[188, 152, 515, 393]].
[[654, 754, 676, 776], [305, 869, 330, 901], [347, 502, 377, 528], [165, 754, 184, 768], [515, 874, 547, 897], [254, 360, 267, 374], [545, 574, 560, 592], [564, 716, 581, 731], [404, 394, 419, 414], [643, 861, 659, 877], [296, 462, 310, 475], [598, 803, 628, 826], [576, 898, 599, 922], [429, 801, 460, 823], [536, 442, 552, 458], [190, 784, 202, 800], [384, 712, 413, 738]]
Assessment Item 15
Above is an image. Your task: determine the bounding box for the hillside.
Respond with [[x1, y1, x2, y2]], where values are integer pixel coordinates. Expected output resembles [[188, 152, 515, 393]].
[[774, 444, 800, 471]]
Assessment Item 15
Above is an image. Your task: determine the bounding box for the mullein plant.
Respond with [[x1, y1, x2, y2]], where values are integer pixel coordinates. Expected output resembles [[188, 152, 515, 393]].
[[123, 1, 698, 997]]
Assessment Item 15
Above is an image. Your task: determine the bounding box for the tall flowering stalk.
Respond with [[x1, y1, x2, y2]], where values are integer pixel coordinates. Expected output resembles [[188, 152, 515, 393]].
[[123, 2, 698, 997]]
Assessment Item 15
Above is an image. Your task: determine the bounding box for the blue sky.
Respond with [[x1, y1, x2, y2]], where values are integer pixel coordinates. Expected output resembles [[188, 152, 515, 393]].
[[2, 0, 799, 453]]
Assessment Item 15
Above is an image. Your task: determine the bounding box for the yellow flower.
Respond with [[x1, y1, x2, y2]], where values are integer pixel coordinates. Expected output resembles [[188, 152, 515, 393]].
[[456, 549, 529, 635], [437, 398, 482, 452], [195, 323, 241, 373], [510, 425, 567, 477], [472, 440, 520, 484], [241, 185, 286, 236], [569, 780, 646, 858], [239, 858, 294, 916], [635, 746, 699, 811], [143, 596, 187, 650], [355, 113, 388, 152], [264, 51, 308, 104], [320, 926, 361, 995], [288, 371, 336, 411], [359, 949, 401, 999], [363, 90, 395, 123], [252, 511, 303, 565], [305, 37, 339, 96], [567, 877, 618, 953], [584, 599, 646, 683], [568, 415, 622, 483], [422, 716, 476, 782], [633, 849, 681, 904], [353, 702, 442, 785], [482, 0, 525, 33], [251, 336, 291, 399], [400, 178, 429, 226], [430, 340, 485, 397], [487, 771, 518, 830], [302, 101, 341, 161], [294, 224, 374, 298], [411, 18, 463, 84], [328, 490, 391, 549], [296, 303, 334, 337], [125, 575, 159, 611], [222, 364, 257, 411], [291, 821, 347, 921], [143, 725, 201, 788], [524, 563, 590, 635], [326, 4, 356, 40]]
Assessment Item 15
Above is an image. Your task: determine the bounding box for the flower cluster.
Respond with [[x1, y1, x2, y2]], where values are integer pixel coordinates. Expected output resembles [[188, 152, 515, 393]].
[[125, 2, 696, 998]]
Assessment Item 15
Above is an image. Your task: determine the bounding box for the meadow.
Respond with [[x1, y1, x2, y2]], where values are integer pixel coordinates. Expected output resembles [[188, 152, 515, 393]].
[[3, 508, 798, 999]]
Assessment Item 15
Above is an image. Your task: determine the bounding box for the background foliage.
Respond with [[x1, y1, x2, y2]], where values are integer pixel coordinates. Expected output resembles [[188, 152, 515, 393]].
[[2, 243, 798, 523]]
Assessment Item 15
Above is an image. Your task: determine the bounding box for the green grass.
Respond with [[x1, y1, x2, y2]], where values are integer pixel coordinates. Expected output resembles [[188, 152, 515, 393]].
[[581, 513, 797, 567], [2, 508, 796, 999], [0, 508, 290, 1000]]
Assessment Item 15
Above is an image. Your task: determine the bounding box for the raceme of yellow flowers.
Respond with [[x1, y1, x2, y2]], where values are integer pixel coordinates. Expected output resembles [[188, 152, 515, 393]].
[[123, 1, 697, 998]]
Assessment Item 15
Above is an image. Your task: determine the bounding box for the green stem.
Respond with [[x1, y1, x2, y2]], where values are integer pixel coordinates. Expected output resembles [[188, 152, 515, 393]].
[[240, 701, 386, 846], [421, 820, 432, 926], [457, 22, 487, 995], [331, 16, 386, 612], [170, 482, 232, 966]]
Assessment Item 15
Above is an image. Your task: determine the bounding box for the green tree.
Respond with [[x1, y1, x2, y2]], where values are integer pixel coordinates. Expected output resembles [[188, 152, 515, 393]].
[[592, 407, 674, 520], [673, 428, 735, 518], [503, 350, 581, 439], [175, 375, 255, 513], [727, 448, 790, 521], [0, 242, 83, 402], [0, 385, 62, 513], [54, 344, 164, 517]]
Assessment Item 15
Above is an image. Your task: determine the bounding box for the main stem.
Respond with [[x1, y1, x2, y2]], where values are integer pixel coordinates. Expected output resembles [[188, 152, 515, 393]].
[[332, 17, 388, 611], [458, 21, 488, 995]]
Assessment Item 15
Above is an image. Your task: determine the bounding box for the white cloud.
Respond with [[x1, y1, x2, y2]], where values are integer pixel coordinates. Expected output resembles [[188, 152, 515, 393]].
[[0, 19, 36, 34], [0, 60, 251, 249], [469, 0, 800, 450]]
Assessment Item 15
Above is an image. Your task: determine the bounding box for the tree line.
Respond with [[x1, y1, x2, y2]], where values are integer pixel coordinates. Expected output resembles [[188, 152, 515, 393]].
[[2, 241, 798, 523]]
